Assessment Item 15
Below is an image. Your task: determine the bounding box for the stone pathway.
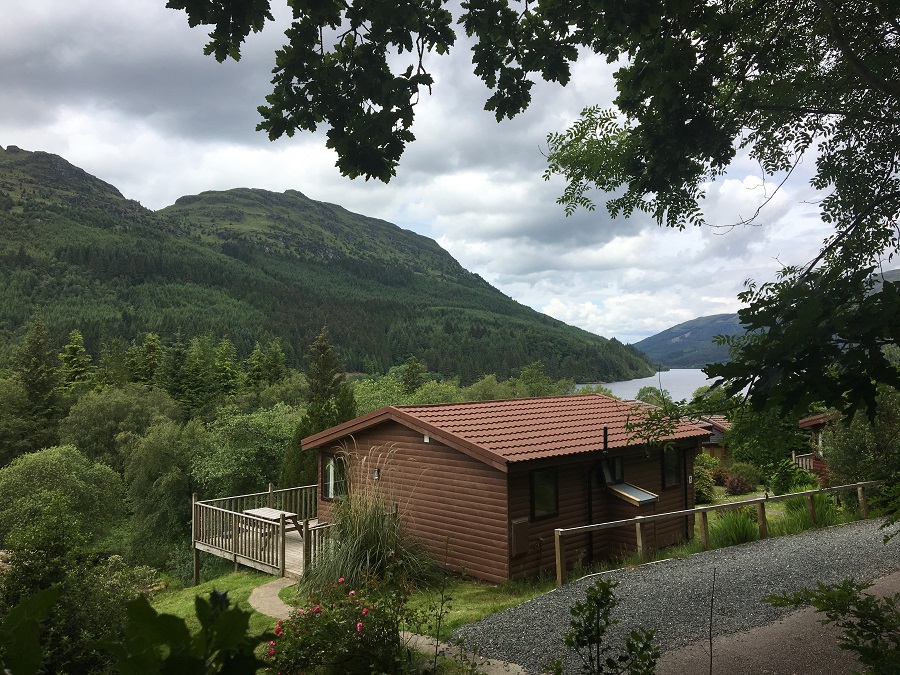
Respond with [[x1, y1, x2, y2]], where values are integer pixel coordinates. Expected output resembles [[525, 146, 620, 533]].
[[248, 577, 526, 674]]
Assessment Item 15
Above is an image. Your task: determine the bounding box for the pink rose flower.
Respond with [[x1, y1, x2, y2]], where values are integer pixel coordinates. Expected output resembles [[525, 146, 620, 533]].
[[356, 621, 363, 633], [338, 577, 345, 583]]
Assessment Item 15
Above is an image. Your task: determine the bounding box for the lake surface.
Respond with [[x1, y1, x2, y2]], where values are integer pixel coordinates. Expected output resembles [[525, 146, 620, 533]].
[[596, 369, 712, 401]]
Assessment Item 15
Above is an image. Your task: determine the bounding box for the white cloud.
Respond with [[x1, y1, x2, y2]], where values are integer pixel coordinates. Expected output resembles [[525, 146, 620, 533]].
[[2, 0, 840, 346]]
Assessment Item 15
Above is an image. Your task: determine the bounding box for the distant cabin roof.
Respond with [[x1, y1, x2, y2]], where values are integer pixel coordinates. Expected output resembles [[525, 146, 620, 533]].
[[302, 394, 710, 472], [695, 415, 731, 433]]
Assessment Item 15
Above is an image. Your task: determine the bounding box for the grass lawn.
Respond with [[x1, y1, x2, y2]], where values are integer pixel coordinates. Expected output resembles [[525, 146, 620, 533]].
[[151, 571, 279, 636]]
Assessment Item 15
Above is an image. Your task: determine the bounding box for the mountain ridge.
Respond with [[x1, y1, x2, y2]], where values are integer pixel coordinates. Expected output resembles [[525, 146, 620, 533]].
[[0, 145, 655, 383]]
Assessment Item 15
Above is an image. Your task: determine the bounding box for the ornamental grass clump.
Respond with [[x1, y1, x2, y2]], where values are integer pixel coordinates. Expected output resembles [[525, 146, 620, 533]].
[[710, 507, 758, 548], [302, 452, 438, 595], [774, 490, 842, 536]]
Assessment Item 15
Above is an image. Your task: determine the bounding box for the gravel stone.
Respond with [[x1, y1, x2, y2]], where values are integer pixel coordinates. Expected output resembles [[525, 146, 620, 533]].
[[452, 519, 900, 674]]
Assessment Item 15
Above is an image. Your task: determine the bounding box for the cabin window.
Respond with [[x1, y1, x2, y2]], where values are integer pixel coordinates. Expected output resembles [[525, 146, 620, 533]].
[[601, 457, 623, 484], [530, 467, 558, 521], [663, 448, 682, 488], [322, 455, 347, 500]]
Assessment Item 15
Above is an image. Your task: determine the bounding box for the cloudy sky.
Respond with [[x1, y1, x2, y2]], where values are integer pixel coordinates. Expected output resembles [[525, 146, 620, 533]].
[[4, 0, 838, 344]]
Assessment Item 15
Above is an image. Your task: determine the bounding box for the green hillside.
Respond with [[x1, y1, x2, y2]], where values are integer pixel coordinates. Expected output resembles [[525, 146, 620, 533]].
[[0, 145, 654, 382], [636, 267, 900, 369], [633, 313, 744, 369]]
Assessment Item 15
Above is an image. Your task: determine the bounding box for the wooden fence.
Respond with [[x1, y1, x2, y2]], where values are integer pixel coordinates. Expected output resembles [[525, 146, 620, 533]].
[[192, 484, 325, 583], [554, 480, 883, 587]]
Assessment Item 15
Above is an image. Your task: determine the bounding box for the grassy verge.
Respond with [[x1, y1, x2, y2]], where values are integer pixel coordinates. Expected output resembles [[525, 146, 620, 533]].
[[151, 571, 278, 636]]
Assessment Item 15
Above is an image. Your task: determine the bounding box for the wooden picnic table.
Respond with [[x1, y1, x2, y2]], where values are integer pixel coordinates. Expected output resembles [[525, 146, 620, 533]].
[[243, 507, 302, 533]]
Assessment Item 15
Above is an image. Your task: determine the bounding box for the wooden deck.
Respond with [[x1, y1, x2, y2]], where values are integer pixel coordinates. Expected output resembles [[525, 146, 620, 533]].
[[191, 484, 330, 582]]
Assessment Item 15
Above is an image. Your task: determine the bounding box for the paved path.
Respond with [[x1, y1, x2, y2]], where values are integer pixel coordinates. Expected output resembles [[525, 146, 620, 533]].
[[655, 569, 900, 675], [248, 577, 526, 674]]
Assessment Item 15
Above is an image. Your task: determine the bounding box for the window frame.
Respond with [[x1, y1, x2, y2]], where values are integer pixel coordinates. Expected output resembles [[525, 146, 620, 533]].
[[662, 448, 682, 489], [321, 453, 348, 501], [530, 466, 559, 521]]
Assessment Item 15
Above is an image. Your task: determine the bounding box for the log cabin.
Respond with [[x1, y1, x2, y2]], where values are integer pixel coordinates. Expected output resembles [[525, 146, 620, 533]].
[[302, 393, 710, 583]]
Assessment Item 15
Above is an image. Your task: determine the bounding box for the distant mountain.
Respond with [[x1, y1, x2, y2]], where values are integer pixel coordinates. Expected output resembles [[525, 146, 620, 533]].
[[0, 145, 655, 382], [636, 267, 900, 369], [633, 314, 743, 369]]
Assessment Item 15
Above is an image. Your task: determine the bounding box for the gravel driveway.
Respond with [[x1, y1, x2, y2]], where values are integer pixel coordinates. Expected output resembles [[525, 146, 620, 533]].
[[453, 519, 900, 674]]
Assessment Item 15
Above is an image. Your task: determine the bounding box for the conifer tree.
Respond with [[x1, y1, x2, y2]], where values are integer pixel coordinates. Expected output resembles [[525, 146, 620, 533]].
[[58, 329, 93, 389], [214, 337, 241, 395], [262, 339, 288, 385], [127, 333, 165, 384], [15, 316, 59, 413], [12, 316, 61, 452], [245, 342, 266, 389], [280, 326, 357, 486], [95, 339, 130, 389]]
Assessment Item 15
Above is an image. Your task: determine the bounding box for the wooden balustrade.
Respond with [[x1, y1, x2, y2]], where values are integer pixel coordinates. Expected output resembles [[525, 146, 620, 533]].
[[191, 484, 325, 584]]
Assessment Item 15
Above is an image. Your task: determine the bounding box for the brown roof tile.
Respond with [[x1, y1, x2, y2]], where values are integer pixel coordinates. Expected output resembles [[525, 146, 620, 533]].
[[303, 394, 710, 469]]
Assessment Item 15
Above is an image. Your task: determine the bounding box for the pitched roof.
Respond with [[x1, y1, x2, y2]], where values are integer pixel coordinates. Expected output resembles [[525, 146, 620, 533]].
[[695, 415, 731, 433], [302, 394, 710, 472]]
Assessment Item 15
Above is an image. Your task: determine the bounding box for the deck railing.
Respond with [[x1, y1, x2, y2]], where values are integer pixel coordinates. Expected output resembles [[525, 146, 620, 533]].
[[553, 480, 883, 587], [199, 483, 318, 521], [793, 452, 815, 471], [192, 484, 324, 582]]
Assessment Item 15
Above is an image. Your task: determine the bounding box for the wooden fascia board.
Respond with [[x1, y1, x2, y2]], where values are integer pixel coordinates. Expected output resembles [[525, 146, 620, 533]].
[[302, 407, 510, 474]]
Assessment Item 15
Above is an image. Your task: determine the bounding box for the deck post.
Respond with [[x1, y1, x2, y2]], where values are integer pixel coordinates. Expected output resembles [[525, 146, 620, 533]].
[[858, 486, 868, 519], [806, 494, 817, 527], [635, 518, 648, 563], [268, 482, 274, 508], [554, 529, 565, 588], [232, 511, 239, 572], [280, 513, 287, 577], [192, 494, 200, 586], [698, 511, 709, 550], [756, 502, 768, 539], [303, 518, 311, 573]]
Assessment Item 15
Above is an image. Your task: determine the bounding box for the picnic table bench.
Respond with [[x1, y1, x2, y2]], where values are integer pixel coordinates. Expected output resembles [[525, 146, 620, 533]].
[[243, 507, 302, 533]]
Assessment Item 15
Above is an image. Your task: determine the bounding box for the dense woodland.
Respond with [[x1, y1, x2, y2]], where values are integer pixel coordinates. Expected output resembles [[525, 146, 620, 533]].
[[0, 147, 656, 384]]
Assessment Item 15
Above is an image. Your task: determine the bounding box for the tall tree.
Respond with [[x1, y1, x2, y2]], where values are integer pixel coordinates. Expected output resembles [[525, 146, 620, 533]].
[[127, 333, 165, 384], [57, 329, 93, 390], [169, 0, 900, 414], [13, 316, 60, 451], [281, 326, 357, 486]]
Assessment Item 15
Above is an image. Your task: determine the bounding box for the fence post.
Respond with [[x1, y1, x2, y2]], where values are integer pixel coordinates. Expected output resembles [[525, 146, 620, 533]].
[[555, 529, 566, 588], [192, 494, 200, 586], [697, 511, 709, 550], [806, 494, 817, 527], [756, 502, 768, 539], [857, 485, 869, 519], [268, 482, 274, 508], [635, 518, 648, 563]]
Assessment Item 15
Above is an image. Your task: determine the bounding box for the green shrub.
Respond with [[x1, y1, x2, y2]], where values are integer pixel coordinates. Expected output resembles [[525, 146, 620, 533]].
[[768, 459, 817, 495], [712, 463, 730, 486], [268, 577, 412, 675], [694, 454, 719, 504], [710, 508, 758, 548], [725, 475, 753, 495], [727, 461, 763, 488], [548, 579, 658, 675]]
